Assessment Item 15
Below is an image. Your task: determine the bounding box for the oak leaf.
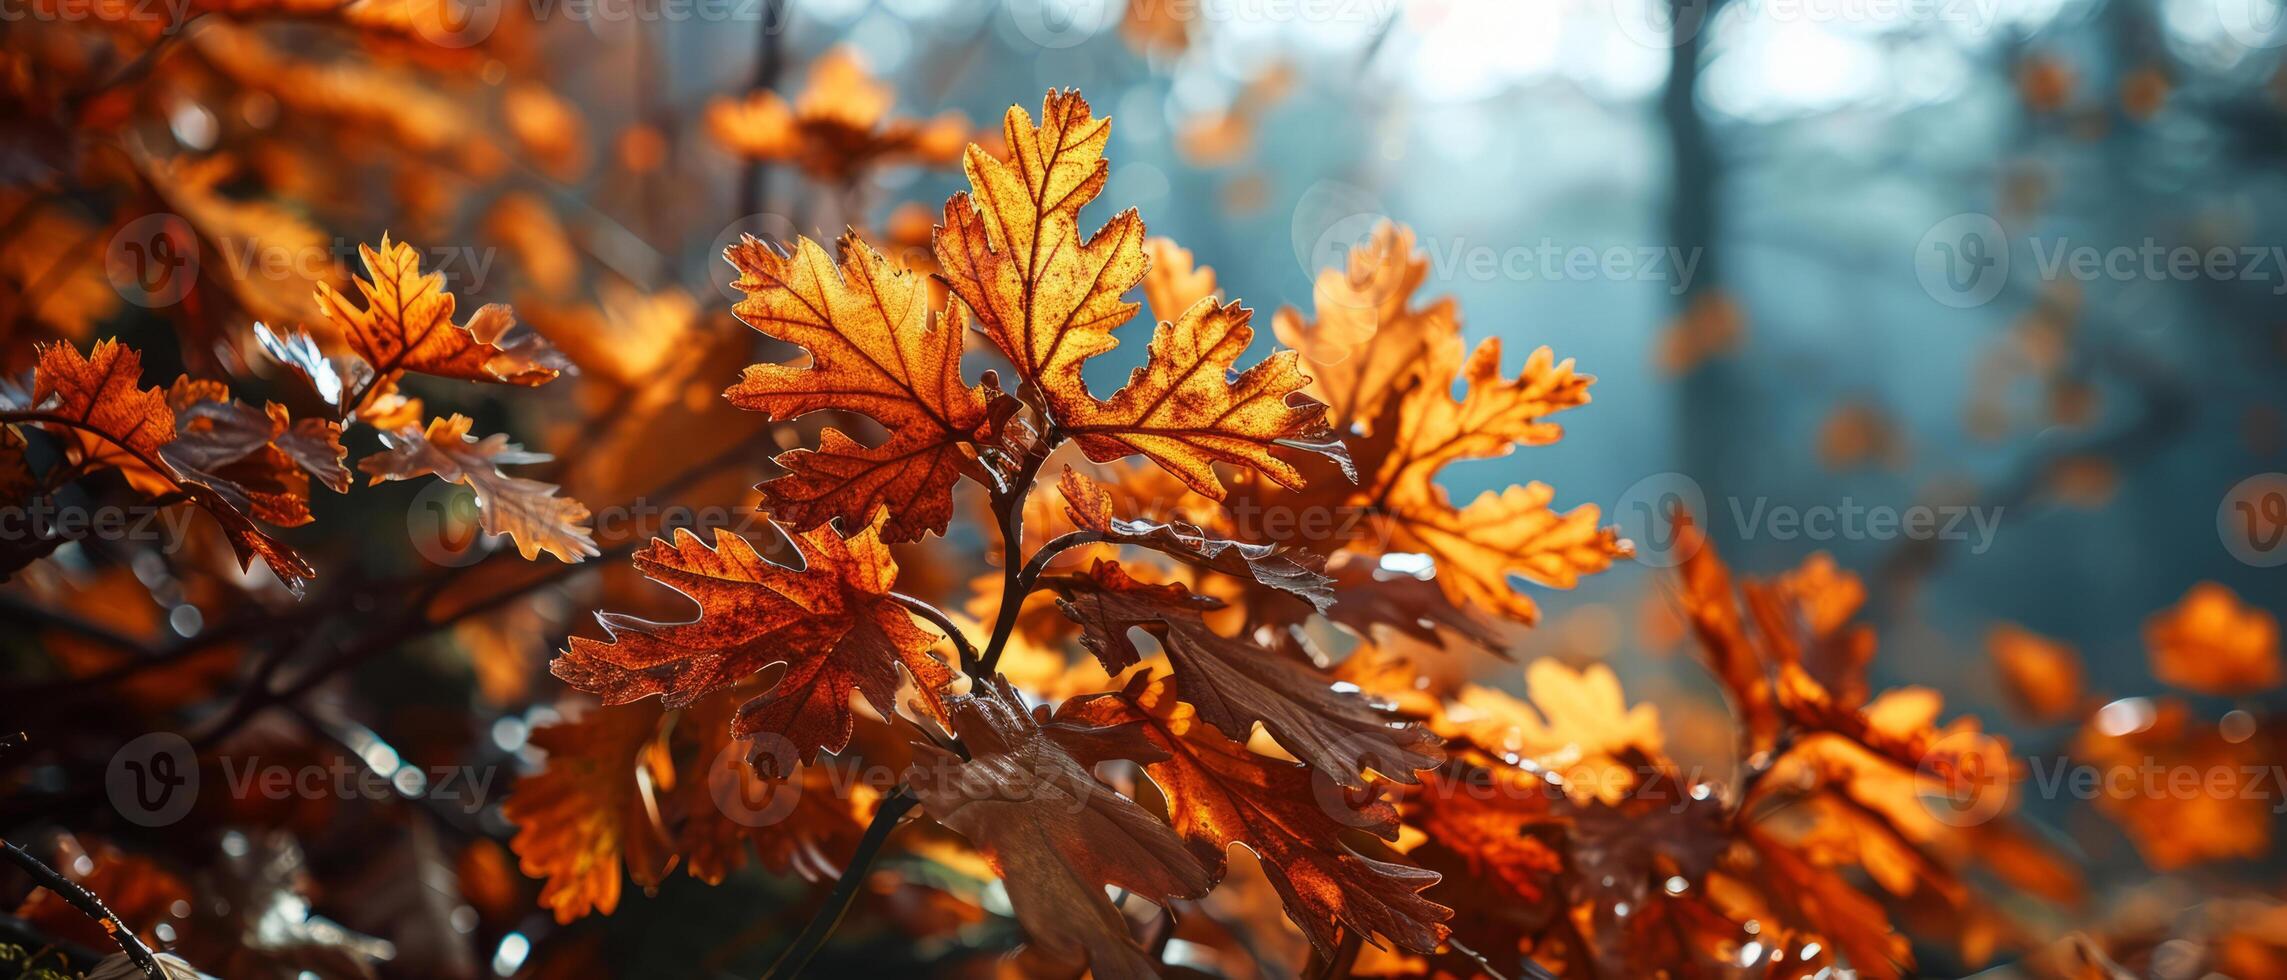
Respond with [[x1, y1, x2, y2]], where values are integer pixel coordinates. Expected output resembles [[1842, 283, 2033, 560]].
[[313, 234, 563, 388], [359, 415, 596, 563], [28, 340, 315, 592], [936, 91, 1346, 497], [549, 514, 951, 777], [1058, 465, 1331, 611], [1058, 673, 1453, 955], [502, 702, 675, 922], [724, 231, 1000, 541], [904, 678, 1212, 980], [1046, 558, 1441, 788]]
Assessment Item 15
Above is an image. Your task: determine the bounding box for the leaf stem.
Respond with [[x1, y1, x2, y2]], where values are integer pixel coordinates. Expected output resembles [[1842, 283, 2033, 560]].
[[1, 838, 164, 980], [975, 448, 1052, 674], [761, 785, 919, 979]]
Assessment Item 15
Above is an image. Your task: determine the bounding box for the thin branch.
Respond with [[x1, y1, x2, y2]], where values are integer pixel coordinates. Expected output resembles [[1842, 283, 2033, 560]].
[[761, 786, 919, 978], [976, 450, 1052, 674], [1, 838, 164, 980]]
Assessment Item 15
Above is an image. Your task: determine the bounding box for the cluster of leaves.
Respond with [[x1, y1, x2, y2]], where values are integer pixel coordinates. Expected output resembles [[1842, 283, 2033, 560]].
[[2, 237, 592, 599]]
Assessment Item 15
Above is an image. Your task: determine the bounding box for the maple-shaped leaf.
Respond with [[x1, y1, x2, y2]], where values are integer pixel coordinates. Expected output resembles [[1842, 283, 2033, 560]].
[[723, 231, 1000, 541], [1059, 673, 1453, 956], [314, 234, 564, 388], [31, 339, 175, 486], [27, 341, 315, 593], [501, 701, 675, 923], [936, 90, 1140, 418], [549, 514, 952, 777], [358, 415, 596, 562], [1059, 466, 1331, 611], [672, 688, 878, 885], [1065, 297, 1351, 498], [1273, 222, 1462, 429], [1046, 559, 1442, 788], [704, 45, 967, 182], [1364, 338, 1626, 624], [904, 678, 1212, 980], [937, 91, 1347, 496]]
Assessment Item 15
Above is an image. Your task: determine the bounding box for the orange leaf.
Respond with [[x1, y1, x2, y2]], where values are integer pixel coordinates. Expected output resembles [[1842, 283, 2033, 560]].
[[724, 231, 999, 541], [314, 233, 562, 387], [550, 513, 951, 777], [2145, 582, 2281, 696], [502, 702, 674, 922]]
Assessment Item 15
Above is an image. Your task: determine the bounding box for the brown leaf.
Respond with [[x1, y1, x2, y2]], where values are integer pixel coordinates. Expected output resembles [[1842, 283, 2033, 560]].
[[1046, 558, 1442, 788], [1059, 465, 1332, 611], [1059, 673, 1453, 955], [904, 677, 1213, 980], [359, 415, 596, 562]]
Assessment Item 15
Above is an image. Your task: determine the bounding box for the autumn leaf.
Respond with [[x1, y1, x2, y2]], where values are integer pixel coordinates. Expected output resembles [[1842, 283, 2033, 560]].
[[314, 233, 564, 389], [1273, 222, 1461, 429], [1064, 296, 1350, 498], [936, 91, 1346, 496], [253, 322, 345, 410], [904, 677, 1213, 980], [549, 513, 951, 777], [1059, 673, 1453, 956], [1988, 623, 2084, 723], [359, 414, 596, 563], [26, 340, 316, 592], [1046, 558, 1442, 787], [163, 380, 349, 527], [2145, 582, 2280, 695], [502, 702, 675, 922], [1059, 465, 1332, 611], [704, 46, 967, 182], [724, 231, 1002, 541]]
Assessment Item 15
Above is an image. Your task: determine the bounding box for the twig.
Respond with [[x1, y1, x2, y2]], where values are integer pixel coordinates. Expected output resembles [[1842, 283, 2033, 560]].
[[0, 838, 164, 980], [976, 450, 1052, 674], [761, 786, 920, 978]]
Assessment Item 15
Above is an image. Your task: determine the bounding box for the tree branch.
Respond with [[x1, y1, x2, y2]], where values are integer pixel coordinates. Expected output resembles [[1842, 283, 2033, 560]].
[[761, 785, 919, 978], [1, 838, 164, 980]]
